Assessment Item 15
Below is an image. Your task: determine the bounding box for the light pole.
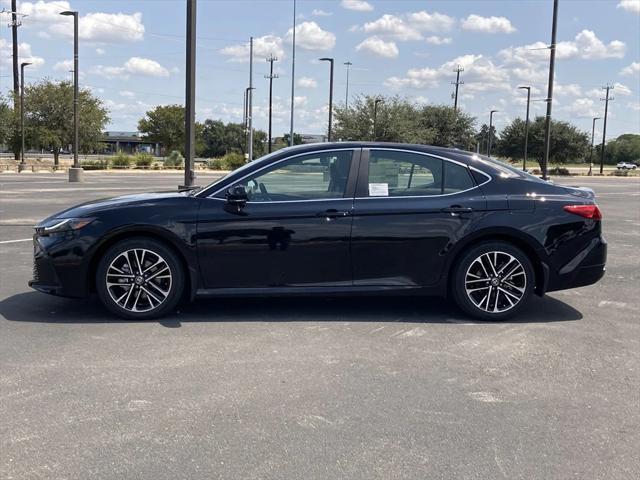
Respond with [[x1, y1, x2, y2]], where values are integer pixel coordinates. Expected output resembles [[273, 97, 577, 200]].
[[518, 86, 531, 171], [373, 98, 384, 141], [344, 61, 352, 108], [600, 84, 614, 175], [19, 61, 31, 172], [60, 10, 81, 181], [289, 0, 296, 146], [265, 56, 278, 153], [541, 0, 559, 181], [588, 117, 600, 176], [488, 110, 498, 157], [319, 57, 334, 142]]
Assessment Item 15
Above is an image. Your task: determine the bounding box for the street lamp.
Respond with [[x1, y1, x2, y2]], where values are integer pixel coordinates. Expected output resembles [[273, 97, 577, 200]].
[[60, 10, 81, 182], [18, 61, 31, 172], [373, 98, 384, 141], [319, 57, 334, 142], [518, 86, 531, 171], [488, 110, 498, 157], [588, 117, 600, 176], [344, 61, 352, 108]]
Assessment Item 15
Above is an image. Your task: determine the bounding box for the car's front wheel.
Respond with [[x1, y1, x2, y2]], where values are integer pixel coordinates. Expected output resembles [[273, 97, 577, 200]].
[[451, 241, 534, 321], [96, 237, 184, 319]]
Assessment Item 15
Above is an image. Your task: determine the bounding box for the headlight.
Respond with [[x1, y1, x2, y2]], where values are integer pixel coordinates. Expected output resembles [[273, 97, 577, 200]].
[[36, 217, 95, 235]]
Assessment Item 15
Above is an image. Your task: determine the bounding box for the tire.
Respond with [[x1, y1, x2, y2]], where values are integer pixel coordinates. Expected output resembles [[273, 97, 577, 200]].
[[96, 237, 185, 319], [451, 241, 534, 321]]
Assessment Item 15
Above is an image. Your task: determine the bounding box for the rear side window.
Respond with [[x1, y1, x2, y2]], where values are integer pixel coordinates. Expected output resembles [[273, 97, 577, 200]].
[[368, 150, 443, 197], [444, 162, 475, 193]]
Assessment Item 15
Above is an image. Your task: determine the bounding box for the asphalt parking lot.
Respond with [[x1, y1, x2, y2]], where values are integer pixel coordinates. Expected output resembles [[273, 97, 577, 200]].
[[1, 171, 639, 479]]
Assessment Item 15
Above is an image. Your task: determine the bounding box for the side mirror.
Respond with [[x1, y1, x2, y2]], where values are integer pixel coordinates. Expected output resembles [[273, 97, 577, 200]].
[[226, 185, 248, 206]]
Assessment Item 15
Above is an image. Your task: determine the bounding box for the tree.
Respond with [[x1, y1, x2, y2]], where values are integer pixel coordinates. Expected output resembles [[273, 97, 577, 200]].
[[282, 132, 303, 146], [496, 116, 589, 166], [0, 94, 14, 147], [596, 134, 640, 165], [333, 95, 476, 149], [24, 80, 109, 165], [138, 105, 185, 154], [475, 123, 498, 156]]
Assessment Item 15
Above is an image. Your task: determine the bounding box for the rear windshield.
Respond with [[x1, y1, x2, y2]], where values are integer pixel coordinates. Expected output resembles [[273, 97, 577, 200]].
[[473, 153, 548, 184]]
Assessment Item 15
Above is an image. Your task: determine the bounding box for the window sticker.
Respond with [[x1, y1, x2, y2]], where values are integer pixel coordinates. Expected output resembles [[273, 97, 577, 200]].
[[369, 183, 389, 197]]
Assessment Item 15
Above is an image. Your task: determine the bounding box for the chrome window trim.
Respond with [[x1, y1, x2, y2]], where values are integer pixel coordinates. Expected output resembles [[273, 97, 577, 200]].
[[207, 148, 357, 199], [359, 147, 492, 200], [205, 197, 350, 204]]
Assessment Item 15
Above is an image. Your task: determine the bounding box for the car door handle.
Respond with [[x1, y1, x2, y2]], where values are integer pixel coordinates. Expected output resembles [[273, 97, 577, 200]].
[[441, 206, 473, 214], [317, 209, 350, 218]]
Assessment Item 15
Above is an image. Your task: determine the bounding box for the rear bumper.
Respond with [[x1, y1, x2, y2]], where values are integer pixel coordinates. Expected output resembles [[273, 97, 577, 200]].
[[547, 235, 607, 292]]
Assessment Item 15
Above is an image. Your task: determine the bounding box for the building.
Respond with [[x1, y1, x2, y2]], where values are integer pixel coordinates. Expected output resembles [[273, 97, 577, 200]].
[[101, 131, 160, 155]]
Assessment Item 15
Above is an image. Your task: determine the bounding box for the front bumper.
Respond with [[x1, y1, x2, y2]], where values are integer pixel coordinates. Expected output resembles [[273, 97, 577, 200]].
[[547, 235, 607, 292], [28, 235, 87, 298]]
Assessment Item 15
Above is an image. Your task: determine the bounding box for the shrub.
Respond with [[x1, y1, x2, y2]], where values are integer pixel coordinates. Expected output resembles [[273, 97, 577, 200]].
[[134, 152, 154, 168], [549, 166, 570, 176], [111, 152, 131, 168], [221, 152, 245, 170], [207, 158, 224, 170], [164, 150, 184, 168], [612, 169, 629, 177], [81, 159, 109, 170]]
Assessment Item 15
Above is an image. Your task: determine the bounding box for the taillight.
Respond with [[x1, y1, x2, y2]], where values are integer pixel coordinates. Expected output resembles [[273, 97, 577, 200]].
[[563, 204, 602, 220]]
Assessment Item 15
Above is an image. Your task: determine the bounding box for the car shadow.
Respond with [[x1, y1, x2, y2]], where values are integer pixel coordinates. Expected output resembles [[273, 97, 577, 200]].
[[0, 292, 582, 327]]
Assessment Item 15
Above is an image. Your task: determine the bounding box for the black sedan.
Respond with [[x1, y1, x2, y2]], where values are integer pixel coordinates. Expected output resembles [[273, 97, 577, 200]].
[[29, 143, 606, 321]]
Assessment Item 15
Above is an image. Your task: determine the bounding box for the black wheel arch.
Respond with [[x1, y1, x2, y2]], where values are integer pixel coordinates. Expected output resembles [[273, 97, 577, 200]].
[[85, 226, 198, 301], [444, 227, 549, 297]]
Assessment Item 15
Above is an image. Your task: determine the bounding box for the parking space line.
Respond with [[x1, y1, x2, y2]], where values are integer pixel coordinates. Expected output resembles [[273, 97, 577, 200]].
[[0, 238, 32, 244]]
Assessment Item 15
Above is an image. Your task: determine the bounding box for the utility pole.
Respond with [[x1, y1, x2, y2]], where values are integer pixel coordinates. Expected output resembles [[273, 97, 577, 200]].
[[265, 55, 278, 153], [451, 65, 464, 112], [319, 57, 334, 142], [344, 61, 352, 108], [488, 110, 498, 157], [179, 0, 196, 188], [542, 0, 559, 181], [19, 62, 31, 172], [518, 86, 531, 171], [289, 0, 296, 146], [248, 36, 254, 162], [11, 0, 20, 161], [588, 116, 600, 176], [600, 84, 614, 175], [373, 98, 383, 141], [60, 10, 81, 182]]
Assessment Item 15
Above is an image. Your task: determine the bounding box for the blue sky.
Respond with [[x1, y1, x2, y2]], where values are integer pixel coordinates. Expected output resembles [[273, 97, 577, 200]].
[[1, 0, 639, 140]]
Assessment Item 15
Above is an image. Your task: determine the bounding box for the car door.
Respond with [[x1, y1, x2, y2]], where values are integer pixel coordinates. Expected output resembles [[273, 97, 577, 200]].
[[196, 148, 360, 289], [351, 148, 487, 287]]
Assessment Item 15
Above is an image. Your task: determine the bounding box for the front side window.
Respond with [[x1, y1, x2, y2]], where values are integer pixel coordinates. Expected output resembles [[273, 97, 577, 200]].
[[229, 150, 353, 202]]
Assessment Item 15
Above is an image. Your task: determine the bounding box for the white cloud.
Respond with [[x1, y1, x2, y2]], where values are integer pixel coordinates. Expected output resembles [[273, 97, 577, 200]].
[[425, 36, 452, 45], [53, 59, 73, 72], [220, 35, 284, 62], [15, 1, 70, 24], [559, 98, 599, 118], [461, 14, 516, 34], [620, 62, 640, 75], [341, 0, 374, 12], [294, 96, 308, 107], [0, 38, 45, 68], [44, 9, 146, 43], [384, 54, 510, 93], [617, 0, 640, 14], [91, 57, 169, 79], [96, 48, 106, 55], [119, 90, 136, 98], [362, 14, 422, 41], [407, 11, 455, 33], [297, 77, 317, 88], [613, 82, 632, 95], [356, 36, 399, 58], [555, 83, 583, 97], [627, 100, 640, 111], [311, 9, 332, 17], [286, 21, 335, 51], [574, 30, 625, 59]]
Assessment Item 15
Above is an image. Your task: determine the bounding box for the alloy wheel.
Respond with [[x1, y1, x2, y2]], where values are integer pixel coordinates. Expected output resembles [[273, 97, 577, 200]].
[[464, 251, 527, 314], [105, 248, 172, 313]]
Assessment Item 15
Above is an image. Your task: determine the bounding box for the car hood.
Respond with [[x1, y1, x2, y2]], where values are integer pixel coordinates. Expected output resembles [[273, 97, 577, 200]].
[[40, 191, 192, 223]]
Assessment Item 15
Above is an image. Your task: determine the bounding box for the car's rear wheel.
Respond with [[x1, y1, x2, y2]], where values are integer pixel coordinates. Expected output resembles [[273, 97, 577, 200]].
[[96, 238, 184, 319], [451, 241, 534, 321]]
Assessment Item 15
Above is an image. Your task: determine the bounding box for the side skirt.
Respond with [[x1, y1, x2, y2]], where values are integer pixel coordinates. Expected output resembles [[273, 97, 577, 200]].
[[195, 285, 443, 298]]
